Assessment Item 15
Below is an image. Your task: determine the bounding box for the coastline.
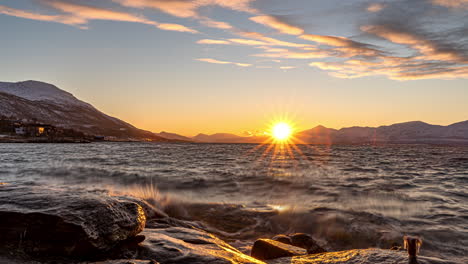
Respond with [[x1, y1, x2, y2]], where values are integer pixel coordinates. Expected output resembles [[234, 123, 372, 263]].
[[0, 183, 462, 264]]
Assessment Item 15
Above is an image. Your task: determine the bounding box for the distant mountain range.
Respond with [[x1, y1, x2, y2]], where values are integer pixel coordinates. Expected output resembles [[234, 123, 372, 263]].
[[190, 121, 468, 144], [1, 80, 467, 144]]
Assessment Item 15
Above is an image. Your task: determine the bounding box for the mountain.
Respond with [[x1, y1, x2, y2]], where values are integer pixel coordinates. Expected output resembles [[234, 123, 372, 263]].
[[0, 80, 173, 141], [191, 121, 468, 145], [326, 121, 468, 144], [156, 131, 192, 142], [295, 125, 337, 144]]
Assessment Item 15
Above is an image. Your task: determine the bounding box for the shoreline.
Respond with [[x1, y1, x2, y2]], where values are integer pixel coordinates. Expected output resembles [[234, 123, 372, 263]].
[[0, 183, 462, 264]]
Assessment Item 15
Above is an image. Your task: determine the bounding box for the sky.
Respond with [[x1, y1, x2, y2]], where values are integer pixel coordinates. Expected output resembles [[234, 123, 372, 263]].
[[0, 0, 467, 136]]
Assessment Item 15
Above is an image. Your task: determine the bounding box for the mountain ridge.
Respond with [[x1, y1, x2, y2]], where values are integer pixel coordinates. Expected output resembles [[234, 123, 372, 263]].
[[1, 80, 466, 144]]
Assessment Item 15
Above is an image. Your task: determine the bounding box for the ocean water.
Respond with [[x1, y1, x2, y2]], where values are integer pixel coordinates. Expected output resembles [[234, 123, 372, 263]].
[[1, 142, 467, 262]]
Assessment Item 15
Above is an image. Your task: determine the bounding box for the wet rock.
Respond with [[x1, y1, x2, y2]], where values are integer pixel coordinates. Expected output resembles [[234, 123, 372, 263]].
[[250, 239, 307, 261], [88, 260, 159, 264], [0, 184, 146, 257], [272, 235, 292, 245], [136, 226, 263, 264], [290, 233, 326, 254], [267, 248, 459, 264]]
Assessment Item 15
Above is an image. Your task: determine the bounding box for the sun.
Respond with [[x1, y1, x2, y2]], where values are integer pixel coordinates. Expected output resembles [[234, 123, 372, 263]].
[[271, 122, 292, 141]]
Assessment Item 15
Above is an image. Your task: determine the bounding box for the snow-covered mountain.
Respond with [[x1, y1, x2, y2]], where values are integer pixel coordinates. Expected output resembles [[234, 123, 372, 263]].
[[0, 80, 171, 141]]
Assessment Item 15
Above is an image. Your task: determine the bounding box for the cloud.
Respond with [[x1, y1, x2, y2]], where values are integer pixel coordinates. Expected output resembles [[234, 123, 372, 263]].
[[254, 50, 330, 59], [238, 31, 310, 48], [299, 34, 382, 57], [280, 66, 296, 70], [228, 38, 269, 46], [198, 17, 233, 29], [197, 39, 231, 44], [366, 3, 386, 12], [44, 0, 155, 24], [361, 25, 466, 62], [157, 23, 197, 33], [196, 58, 252, 67], [113, 0, 257, 18], [431, 0, 468, 9], [6, 0, 197, 33], [0, 5, 86, 27], [249, 15, 304, 35]]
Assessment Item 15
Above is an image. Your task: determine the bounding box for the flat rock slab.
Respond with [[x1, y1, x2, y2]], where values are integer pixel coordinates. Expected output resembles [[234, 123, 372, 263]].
[[267, 249, 460, 264], [251, 239, 307, 260], [137, 226, 264, 264], [0, 184, 146, 257]]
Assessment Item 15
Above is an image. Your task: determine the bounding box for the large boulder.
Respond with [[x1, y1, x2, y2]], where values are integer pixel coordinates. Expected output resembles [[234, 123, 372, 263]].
[[290, 233, 326, 254], [267, 248, 459, 264], [251, 239, 307, 260], [0, 184, 146, 257]]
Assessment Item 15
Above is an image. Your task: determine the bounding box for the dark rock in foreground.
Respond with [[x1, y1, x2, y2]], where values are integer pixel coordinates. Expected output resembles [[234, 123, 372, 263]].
[[290, 233, 327, 254], [251, 239, 307, 260], [267, 248, 458, 264], [122, 226, 263, 264], [0, 184, 146, 257]]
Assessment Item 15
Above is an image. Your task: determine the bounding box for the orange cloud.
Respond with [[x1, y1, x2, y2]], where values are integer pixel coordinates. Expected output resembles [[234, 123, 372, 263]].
[[366, 3, 386, 12], [361, 25, 464, 62], [255, 50, 329, 59], [238, 31, 310, 48], [197, 39, 231, 45], [228, 38, 269, 46], [114, 0, 257, 18], [45, 1, 152, 23], [431, 0, 468, 9], [249, 15, 304, 35], [300, 34, 380, 57], [0, 5, 86, 27], [157, 23, 198, 33], [0, 2, 198, 33], [42, 0, 197, 33], [196, 58, 252, 67], [199, 17, 233, 29]]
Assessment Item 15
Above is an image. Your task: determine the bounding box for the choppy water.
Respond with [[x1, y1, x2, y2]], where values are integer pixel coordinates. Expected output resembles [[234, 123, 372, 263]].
[[1, 143, 467, 262]]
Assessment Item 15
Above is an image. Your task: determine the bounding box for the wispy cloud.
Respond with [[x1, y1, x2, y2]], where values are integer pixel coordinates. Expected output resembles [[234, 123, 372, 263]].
[[249, 15, 303, 35], [197, 39, 231, 45], [196, 58, 252, 67], [361, 25, 465, 62], [113, 0, 257, 19], [431, 0, 468, 9], [198, 17, 233, 29], [2, 0, 466, 80], [0, 5, 86, 27], [280, 66, 296, 70], [366, 3, 386, 12], [0, 1, 197, 33]]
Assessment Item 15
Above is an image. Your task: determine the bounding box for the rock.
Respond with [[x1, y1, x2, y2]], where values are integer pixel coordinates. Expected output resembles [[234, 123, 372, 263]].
[[136, 226, 263, 264], [250, 239, 307, 261], [267, 248, 459, 264], [0, 184, 146, 257], [88, 260, 159, 264], [272, 235, 292, 245], [290, 233, 326, 254]]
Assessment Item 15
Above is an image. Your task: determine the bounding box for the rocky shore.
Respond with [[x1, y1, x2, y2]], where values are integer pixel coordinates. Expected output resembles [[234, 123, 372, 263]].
[[0, 183, 459, 264]]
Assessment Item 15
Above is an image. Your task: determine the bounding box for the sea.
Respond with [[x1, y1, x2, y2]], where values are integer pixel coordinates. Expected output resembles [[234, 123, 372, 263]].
[[1, 142, 467, 263]]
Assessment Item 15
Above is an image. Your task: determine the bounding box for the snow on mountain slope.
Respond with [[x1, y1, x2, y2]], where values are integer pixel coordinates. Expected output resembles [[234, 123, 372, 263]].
[[0, 80, 90, 107]]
